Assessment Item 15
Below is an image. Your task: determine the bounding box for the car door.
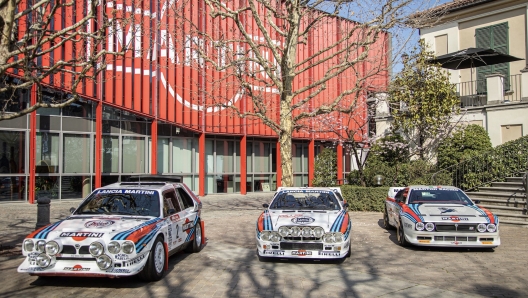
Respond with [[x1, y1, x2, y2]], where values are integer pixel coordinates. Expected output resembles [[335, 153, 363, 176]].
[[175, 186, 200, 244], [392, 189, 407, 227], [162, 189, 185, 251]]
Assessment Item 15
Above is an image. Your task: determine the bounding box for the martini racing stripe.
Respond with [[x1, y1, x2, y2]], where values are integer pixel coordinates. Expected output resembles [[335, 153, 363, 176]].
[[135, 224, 162, 253], [330, 210, 346, 232], [185, 216, 200, 242], [263, 210, 272, 230], [29, 220, 64, 239], [469, 205, 496, 224], [344, 220, 352, 240], [400, 205, 422, 223], [112, 218, 163, 241], [407, 204, 424, 221]]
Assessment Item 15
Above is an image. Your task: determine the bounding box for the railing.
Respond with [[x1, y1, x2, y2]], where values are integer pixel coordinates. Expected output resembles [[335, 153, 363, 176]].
[[454, 74, 523, 107], [504, 74, 522, 103], [432, 135, 528, 191]]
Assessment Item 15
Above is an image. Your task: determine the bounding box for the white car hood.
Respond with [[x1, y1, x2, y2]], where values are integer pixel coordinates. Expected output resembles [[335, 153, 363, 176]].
[[412, 204, 491, 223], [268, 210, 342, 231]]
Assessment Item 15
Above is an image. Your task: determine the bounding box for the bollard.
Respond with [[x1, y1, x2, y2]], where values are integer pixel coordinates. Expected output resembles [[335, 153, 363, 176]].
[[36, 195, 51, 229]]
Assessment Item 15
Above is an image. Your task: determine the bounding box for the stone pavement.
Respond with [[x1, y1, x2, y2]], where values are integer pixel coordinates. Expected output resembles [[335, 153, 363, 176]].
[[1, 193, 527, 297]]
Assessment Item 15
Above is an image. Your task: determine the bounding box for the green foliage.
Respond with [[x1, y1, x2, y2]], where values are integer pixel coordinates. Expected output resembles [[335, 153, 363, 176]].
[[312, 148, 337, 187], [437, 124, 492, 169], [389, 39, 460, 159], [369, 134, 409, 165], [437, 135, 528, 190], [340, 186, 389, 212]]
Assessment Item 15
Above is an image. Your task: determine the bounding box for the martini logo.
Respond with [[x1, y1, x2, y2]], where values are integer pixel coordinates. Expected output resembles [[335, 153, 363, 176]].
[[85, 220, 115, 228], [64, 265, 90, 272], [291, 217, 315, 225], [441, 216, 468, 222], [292, 250, 312, 256], [106, 2, 280, 112]]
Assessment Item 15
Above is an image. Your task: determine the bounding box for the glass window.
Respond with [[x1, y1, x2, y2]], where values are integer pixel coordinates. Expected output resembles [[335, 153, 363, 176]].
[[102, 136, 119, 173], [216, 140, 234, 173], [61, 176, 92, 199], [122, 136, 145, 173], [173, 138, 194, 173], [254, 142, 270, 172], [157, 138, 169, 173], [36, 132, 59, 173], [63, 134, 91, 173], [63, 101, 94, 118], [205, 139, 214, 174], [0, 131, 25, 174], [246, 142, 253, 172]]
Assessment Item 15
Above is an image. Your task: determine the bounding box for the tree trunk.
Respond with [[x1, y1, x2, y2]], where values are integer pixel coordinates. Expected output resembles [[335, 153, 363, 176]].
[[279, 97, 293, 187]]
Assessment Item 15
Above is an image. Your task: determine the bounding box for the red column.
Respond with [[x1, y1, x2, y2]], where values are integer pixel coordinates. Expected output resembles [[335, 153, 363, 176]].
[[308, 139, 315, 187], [337, 143, 343, 185], [276, 141, 281, 188], [240, 136, 247, 194], [95, 101, 102, 188], [29, 84, 37, 204], [151, 120, 157, 174], [199, 133, 205, 196]]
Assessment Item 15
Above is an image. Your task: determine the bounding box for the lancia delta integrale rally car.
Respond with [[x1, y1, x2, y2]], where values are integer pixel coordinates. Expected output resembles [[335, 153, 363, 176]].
[[384, 185, 500, 248], [18, 180, 204, 281], [256, 187, 351, 260]]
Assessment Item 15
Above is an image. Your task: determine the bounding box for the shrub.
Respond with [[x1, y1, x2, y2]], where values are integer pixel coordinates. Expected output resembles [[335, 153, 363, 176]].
[[350, 159, 439, 187], [340, 185, 389, 212], [312, 148, 337, 187], [437, 124, 492, 169]]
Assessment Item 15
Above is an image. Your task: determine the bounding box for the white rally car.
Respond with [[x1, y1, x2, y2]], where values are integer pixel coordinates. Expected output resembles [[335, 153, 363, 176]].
[[256, 187, 351, 260], [383, 185, 500, 248], [18, 179, 204, 281]]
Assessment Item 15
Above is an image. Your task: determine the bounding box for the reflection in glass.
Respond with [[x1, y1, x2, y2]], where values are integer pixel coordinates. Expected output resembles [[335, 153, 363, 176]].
[[102, 136, 119, 173], [36, 132, 59, 173], [63, 134, 90, 173], [122, 137, 145, 173]]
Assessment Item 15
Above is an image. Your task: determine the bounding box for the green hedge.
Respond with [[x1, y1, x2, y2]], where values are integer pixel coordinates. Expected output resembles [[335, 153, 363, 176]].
[[340, 185, 389, 212]]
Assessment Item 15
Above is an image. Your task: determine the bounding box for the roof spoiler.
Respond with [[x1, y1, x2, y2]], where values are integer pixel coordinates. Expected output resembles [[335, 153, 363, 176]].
[[127, 175, 183, 183]]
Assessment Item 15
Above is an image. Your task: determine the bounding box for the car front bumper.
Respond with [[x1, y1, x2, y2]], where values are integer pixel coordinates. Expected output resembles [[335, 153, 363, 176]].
[[403, 229, 500, 247], [256, 238, 350, 259]]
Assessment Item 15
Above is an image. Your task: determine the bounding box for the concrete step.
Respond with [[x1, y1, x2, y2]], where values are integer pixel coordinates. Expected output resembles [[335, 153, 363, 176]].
[[494, 212, 528, 223], [490, 181, 524, 189], [506, 177, 524, 183], [498, 219, 528, 226], [466, 191, 526, 200], [474, 198, 527, 208], [477, 187, 525, 194], [479, 204, 526, 215]]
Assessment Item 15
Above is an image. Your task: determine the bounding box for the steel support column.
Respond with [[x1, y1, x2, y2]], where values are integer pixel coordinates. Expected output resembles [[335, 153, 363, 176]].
[[151, 120, 157, 174], [337, 143, 343, 185], [199, 133, 205, 196], [308, 139, 315, 187], [276, 141, 281, 188], [95, 101, 102, 188], [240, 136, 247, 194], [29, 84, 37, 204]]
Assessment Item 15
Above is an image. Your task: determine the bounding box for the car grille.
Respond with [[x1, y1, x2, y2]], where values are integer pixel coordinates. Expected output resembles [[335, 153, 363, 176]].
[[61, 245, 91, 255], [435, 224, 476, 232], [434, 236, 478, 242], [280, 242, 323, 251]]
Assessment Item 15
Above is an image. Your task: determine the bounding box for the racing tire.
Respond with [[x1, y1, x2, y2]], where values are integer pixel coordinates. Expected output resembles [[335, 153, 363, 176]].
[[139, 236, 166, 281], [397, 220, 410, 247], [185, 219, 203, 253], [345, 244, 351, 258], [383, 209, 394, 230], [257, 250, 269, 262]]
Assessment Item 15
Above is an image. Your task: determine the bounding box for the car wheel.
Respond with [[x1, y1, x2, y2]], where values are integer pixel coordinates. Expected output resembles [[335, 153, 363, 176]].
[[185, 219, 203, 253], [345, 242, 351, 258], [257, 250, 268, 262], [383, 209, 394, 230], [397, 220, 409, 247], [139, 236, 166, 281]]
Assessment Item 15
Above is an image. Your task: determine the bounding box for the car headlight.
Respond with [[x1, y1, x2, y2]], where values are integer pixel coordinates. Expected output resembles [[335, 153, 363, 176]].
[[96, 255, 112, 270], [477, 223, 487, 233], [270, 232, 281, 242], [89, 242, 104, 256], [334, 232, 344, 243], [107, 241, 121, 254], [260, 231, 271, 241], [45, 241, 61, 256], [302, 227, 312, 237], [425, 222, 435, 232], [122, 241, 135, 254], [23, 239, 34, 252], [290, 227, 301, 237], [36, 240, 46, 253], [487, 223, 497, 233], [415, 222, 425, 231], [313, 227, 325, 238], [323, 233, 335, 243], [36, 253, 51, 268], [278, 226, 290, 237]]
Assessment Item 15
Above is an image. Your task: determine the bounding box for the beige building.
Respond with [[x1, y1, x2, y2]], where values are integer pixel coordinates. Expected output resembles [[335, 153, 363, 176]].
[[376, 0, 528, 147]]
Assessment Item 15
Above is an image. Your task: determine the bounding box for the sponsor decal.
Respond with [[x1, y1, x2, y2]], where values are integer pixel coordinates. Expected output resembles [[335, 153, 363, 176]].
[[123, 253, 147, 266], [97, 189, 155, 195], [318, 251, 340, 257], [291, 217, 315, 225], [451, 241, 462, 245], [28, 252, 40, 258], [106, 268, 131, 274], [61, 232, 104, 238], [182, 222, 194, 232], [418, 240, 430, 244], [114, 254, 130, 261], [20, 267, 45, 272], [278, 214, 303, 218], [263, 250, 285, 255], [85, 220, 115, 228], [170, 214, 180, 222], [64, 265, 90, 272], [283, 190, 332, 194], [292, 250, 312, 256], [439, 208, 456, 214], [441, 217, 469, 222], [404, 222, 413, 229]]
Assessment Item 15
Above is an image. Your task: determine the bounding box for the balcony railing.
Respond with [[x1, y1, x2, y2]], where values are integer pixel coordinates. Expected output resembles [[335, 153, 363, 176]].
[[454, 74, 523, 107]]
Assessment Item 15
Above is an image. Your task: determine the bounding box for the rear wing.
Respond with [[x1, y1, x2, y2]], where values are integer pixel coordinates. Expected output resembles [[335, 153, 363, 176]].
[[388, 187, 405, 199]]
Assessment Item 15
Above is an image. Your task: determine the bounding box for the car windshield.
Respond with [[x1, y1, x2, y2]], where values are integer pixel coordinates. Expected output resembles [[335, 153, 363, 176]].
[[269, 191, 340, 210], [74, 189, 160, 217], [407, 189, 474, 205]]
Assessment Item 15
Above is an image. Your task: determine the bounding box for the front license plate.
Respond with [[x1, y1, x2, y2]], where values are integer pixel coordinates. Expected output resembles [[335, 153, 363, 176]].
[[418, 240, 430, 243], [481, 241, 493, 245]]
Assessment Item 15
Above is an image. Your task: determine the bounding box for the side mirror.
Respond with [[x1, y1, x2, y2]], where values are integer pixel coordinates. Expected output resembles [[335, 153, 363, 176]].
[[343, 203, 349, 208], [474, 200, 481, 204], [69, 207, 76, 214], [262, 203, 269, 208], [168, 208, 177, 215]]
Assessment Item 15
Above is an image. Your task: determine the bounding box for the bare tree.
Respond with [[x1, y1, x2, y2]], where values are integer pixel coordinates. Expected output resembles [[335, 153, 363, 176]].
[[0, 0, 131, 120]]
